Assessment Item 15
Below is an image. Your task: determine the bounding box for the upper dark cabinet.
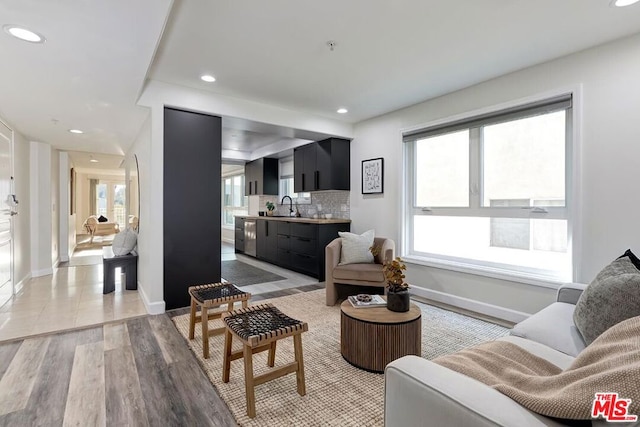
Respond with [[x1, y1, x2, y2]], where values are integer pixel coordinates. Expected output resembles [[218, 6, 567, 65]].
[[245, 158, 279, 195], [293, 138, 350, 192]]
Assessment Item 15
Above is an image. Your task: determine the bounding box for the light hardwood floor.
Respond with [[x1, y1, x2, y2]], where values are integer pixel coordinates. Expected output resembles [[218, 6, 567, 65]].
[[0, 241, 324, 424], [0, 315, 237, 426]]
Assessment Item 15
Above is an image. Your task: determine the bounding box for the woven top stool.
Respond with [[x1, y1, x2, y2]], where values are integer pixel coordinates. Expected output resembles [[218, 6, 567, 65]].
[[221, 303, 308, 418], [188, 282, 251, 359]]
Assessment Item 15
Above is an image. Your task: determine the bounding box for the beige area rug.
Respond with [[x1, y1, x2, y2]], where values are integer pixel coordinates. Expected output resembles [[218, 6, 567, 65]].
[[172, 289, 509, 426]]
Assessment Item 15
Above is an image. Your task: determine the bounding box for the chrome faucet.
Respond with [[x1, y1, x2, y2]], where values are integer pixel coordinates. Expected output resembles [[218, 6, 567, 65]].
[[281, 195, 294, 216]]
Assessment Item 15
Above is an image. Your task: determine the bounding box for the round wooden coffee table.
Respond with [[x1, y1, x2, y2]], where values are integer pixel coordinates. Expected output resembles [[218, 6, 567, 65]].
[[340, 298, 421, 373]]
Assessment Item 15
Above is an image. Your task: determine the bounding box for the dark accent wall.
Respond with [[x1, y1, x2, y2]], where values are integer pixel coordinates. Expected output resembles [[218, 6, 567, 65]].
[[163, 108, 222, 309]]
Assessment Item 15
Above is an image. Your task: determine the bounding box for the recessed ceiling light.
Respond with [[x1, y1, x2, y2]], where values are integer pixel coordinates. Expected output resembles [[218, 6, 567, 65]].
[[69, 129, 83, 134], [337, 108, 348, 114], [201, 74, 216, 83], [90, 159, 99, 163], [612, 0, 639, 6], [3, 25, 45, 43]]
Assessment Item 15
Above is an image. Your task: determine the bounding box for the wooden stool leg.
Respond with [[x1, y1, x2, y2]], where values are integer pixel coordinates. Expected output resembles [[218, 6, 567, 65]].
[[222, 329, 233, 383], [293, 334, 306, 396], [243, 344, 256, 418], [188, 298, 197, 340], [267, 342, 276, 367], [202, 306, 210, 359]]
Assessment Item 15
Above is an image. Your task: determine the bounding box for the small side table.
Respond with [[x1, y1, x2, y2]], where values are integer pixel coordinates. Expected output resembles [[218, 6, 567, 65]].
[[340, 298, 421, 373], [102, 246, 138, 294]]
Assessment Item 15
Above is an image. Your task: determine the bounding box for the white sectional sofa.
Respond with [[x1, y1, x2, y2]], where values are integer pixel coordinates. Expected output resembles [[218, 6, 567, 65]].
[[384, 283, 634, 427]]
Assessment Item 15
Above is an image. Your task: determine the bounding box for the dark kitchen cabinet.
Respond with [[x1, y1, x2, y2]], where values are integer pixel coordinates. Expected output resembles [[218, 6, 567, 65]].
[[276, 222, 292, 267], [257, 219, 278, 263], [234, 217, 245, 253], [245, 158, 279, 195], [258, 218, 350, 280], [293, 138, 350, 192]]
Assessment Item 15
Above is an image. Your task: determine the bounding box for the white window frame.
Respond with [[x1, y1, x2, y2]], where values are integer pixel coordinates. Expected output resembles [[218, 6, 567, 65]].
[[401, 88, 582, 287]]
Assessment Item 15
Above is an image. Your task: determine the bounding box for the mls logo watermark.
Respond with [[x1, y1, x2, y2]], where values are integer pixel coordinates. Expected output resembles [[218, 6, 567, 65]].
[[591, 393, 638, 422]]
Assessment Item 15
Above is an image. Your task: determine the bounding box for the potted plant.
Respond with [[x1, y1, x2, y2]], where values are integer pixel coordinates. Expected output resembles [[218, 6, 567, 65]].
[[265, 201, 275, 216], [383, 257, 410, 312]]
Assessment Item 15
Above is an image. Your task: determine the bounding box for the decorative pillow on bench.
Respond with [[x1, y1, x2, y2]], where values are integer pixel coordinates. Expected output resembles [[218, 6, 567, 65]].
[[112, 228, 138, 256], [573, 249, 640, 345]]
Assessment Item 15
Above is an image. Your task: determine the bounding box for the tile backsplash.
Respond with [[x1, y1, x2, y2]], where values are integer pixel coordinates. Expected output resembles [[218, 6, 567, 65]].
[[251, 191, 350, 219]]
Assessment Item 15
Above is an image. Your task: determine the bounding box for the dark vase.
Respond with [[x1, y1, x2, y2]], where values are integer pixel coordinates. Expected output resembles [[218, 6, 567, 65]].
[[387, 290, 410, 312]]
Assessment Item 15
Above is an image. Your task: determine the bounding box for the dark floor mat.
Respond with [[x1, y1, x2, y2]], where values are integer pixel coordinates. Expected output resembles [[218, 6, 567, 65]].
[[221, 260, 286, 286]]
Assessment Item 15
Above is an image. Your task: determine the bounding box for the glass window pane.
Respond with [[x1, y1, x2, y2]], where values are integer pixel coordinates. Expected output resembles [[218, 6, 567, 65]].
[[415, 130, 469, 207], [113, 184, 126, 227], [224, 178, 231, 207], [232, 175, 242, 206], [96, 183, 107, 216], [413, 215, 569, 277], [483, 111, 565, 207]]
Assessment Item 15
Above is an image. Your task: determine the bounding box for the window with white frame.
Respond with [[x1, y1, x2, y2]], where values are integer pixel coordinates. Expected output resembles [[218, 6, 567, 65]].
[[403, 94, 574, 281], [279, 157, 311, 204], [222, 174, 247, 226]]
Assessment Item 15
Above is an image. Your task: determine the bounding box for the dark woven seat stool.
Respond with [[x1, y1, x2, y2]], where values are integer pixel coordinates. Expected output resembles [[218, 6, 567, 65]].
[[188, 282, 251, 359], [221, 303, 308, 418]]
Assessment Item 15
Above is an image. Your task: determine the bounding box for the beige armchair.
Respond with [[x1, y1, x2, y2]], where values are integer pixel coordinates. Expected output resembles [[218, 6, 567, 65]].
[[325, 237, 395, 306]]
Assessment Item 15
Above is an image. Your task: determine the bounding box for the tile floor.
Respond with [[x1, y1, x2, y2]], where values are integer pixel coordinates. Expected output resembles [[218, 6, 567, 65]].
[[0, 250, 146, 342], [0, 242, 319, 342]]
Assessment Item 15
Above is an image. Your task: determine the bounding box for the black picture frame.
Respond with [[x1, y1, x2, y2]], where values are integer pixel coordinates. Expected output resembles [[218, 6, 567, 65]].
[[362, 157, 384, 194]]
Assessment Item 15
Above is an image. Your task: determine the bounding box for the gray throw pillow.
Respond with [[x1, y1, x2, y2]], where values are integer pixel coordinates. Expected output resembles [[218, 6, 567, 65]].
[[573, 251, 640, 345], [112, 228, 138, 256], [338, 230, 375, 265]]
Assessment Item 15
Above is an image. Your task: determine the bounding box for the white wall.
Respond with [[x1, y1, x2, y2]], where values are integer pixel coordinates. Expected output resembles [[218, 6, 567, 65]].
[[30, 141, 53, 277], [124, 115, 162, 313], [75, 172, 88, 234], [58, 152, 75, 262], [11, 127, 30, 289], [51, 148, 59, 266], [351, 33, 640, 320]]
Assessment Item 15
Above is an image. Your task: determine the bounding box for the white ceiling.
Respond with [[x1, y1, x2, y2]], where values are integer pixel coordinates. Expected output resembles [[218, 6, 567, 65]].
[[1, 1, 640, 159], [67, 151, 125, 173]]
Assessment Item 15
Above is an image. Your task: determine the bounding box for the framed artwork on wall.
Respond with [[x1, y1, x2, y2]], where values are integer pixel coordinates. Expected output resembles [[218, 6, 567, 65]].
[[362, 157, 384, 194]]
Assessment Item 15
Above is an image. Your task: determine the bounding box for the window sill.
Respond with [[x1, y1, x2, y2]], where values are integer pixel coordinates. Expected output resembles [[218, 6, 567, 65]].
[[402, 255, 566, 290], [222, 225, 234, 231]]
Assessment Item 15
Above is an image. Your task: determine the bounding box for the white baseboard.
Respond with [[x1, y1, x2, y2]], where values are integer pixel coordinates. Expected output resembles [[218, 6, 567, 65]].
[[139, 283, 165, 315], [410, 286, 530, 324], [32, 268, 53, 278], [15, 273, 32, 293]]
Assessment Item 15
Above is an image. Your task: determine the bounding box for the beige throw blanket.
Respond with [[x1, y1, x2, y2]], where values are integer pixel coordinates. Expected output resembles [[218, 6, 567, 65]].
[[433, 316, 640, 420]]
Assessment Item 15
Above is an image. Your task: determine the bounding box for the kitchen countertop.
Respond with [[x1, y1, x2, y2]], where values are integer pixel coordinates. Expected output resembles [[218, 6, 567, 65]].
[[236, 215, 351, 224]]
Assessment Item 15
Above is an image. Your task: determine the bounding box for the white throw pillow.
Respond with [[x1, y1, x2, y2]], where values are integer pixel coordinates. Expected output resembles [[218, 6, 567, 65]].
[[338, 230, 375, 265], [112, 228, 138, 256]]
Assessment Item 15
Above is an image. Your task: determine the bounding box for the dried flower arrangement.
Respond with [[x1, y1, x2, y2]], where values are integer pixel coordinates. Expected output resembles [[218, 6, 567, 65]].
[[383, 257, 409, 293]]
